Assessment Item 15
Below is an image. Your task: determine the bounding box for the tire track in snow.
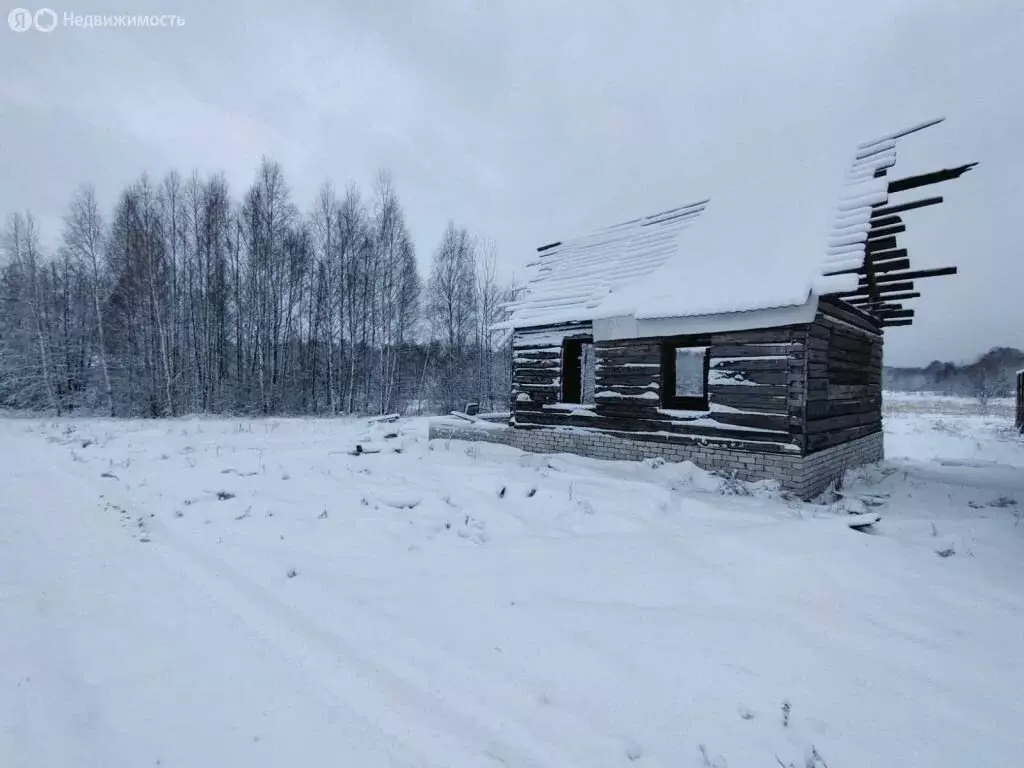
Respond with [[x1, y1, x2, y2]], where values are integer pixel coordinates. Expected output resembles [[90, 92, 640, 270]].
[[69, 423, 642, 766], [137, 513, 575, 767], [17, 427, 431, 768]]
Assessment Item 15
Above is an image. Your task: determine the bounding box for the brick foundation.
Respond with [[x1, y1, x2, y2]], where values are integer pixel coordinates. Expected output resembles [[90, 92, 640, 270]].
[[428, 422, 883, 500]]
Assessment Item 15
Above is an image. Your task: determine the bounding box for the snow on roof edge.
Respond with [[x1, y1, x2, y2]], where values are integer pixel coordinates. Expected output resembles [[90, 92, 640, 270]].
[[498, 118, 950, 333]]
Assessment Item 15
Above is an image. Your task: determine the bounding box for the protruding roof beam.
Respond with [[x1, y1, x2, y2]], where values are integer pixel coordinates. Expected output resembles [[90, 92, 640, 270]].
[[888, 163, 977, 194]]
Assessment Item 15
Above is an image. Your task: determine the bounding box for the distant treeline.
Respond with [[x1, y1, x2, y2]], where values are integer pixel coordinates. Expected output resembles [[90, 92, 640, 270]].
[[0, 160, 512, 418], [884, 346, 1024, 398]]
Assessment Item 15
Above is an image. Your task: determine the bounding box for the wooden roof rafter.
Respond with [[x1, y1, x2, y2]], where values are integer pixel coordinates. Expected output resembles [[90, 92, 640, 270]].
[[822, 118, 974, 329]]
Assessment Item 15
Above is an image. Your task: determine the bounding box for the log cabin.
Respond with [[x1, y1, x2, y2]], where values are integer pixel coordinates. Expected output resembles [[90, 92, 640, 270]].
[[1016, 370, 1024, 434], [440, 119, 975, 498]]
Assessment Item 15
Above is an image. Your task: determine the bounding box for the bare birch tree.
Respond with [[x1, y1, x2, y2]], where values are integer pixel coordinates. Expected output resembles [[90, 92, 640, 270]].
[[61, 186, 114, 415]]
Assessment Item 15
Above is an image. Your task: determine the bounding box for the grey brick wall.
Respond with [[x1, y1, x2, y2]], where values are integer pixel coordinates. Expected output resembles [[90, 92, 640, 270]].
[[796, 430, 884, 498], [428, 422, 883, 500]]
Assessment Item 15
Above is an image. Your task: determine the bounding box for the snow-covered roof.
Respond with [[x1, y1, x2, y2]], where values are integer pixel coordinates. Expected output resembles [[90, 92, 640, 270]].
[[496, 119, 946, 331], [497, 201, 709, 330]]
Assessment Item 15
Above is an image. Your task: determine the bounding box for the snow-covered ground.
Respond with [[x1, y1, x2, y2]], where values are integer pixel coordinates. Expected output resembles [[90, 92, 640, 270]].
[[2, 397, 1022, 767], [882, 390, 1015, 419]]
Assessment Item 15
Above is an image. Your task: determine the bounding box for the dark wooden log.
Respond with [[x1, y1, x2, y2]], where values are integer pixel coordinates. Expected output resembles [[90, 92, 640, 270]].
[[595, 387, 661, 400], [707, 344, 798, 358], [598, 365, 658, 378], [709, 328, 800, 345], [711, 369, 788, 386], [867, 223, 906, 239], [887, 163, 977, 194], [515, 359, 560, 369], [512, 386, 559, 398], [805, 423, 882, 452], [848, 291, 920, 305], [828, 384, 876, 399], [860, 267, 957, 285], [710, 393, 788, 414], [806, 398, 881, 419], [868, 250, 910, 268], [865, 236, 898, 253], [710, 358, 789, 373], [826, 357, 877, 373], [868, 214, 903, 229], [514, 411, 605, 430], [816, 298, 882, 334], [826, 333, 879, 352], [512, 343, 563, 353], [711, 411, 790, 431], [875, 308, 915, 319], [595, 350, 661, 364], [871, 196, 942, 217], [515, 368, 560, 378], [869, 258, 912, 275], [597, 338, 664, 349], [708, 384, 787, 398], [514, 350, 561, 360], [882, 319, 914, 328], [514, 320, 591, 334], [857, 303, 903, 314], [515, 372, 561, 384], [824, 257, 909, 277], [834, 280, 914, 299], [805, 411, 882, 434], [595, 376, 662, 390], [596, 342, 662, 354]]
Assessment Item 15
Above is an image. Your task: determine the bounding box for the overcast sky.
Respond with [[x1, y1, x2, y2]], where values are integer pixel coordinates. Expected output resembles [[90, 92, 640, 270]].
[[2, 0, 1021, 367]]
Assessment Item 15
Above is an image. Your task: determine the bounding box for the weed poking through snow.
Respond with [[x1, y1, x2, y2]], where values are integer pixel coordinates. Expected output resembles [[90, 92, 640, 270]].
[[776, 746, 829, 768], [782, 700, 791, 727], [698, 744, 727, 768]]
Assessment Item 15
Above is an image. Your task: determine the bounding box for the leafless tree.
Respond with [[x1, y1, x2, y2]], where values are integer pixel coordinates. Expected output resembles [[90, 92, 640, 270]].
[[61, 186, 113, 415], [427, 222, 478, 413], [1, 213, 60, 413], [0, 160, 512, 419]]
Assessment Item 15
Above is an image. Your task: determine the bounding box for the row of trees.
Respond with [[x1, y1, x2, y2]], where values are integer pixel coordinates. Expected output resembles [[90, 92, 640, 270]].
[[0, 160, 513, 417], [884, 346, 1024, 406]]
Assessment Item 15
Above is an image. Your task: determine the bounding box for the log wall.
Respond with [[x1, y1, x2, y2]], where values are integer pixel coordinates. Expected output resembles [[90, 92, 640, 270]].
[[510, 299, 884, 458], [799, 297, 884, 454], [511, 322, 597, 429], [512, 322, 810, 453]]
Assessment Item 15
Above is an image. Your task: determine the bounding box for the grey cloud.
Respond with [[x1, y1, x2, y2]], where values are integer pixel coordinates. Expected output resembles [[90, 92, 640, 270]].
[[1, 0, 1021, 365]]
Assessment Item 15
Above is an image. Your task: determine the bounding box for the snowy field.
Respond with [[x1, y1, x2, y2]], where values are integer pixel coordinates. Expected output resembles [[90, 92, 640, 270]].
[[882, 390, 1015, 419], [2, 396, 1023, 767]]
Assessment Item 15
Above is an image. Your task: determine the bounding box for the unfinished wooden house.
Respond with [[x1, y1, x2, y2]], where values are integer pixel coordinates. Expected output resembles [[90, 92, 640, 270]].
[[1016, 370, 1024, 434], [436, 119, 975, 498]]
